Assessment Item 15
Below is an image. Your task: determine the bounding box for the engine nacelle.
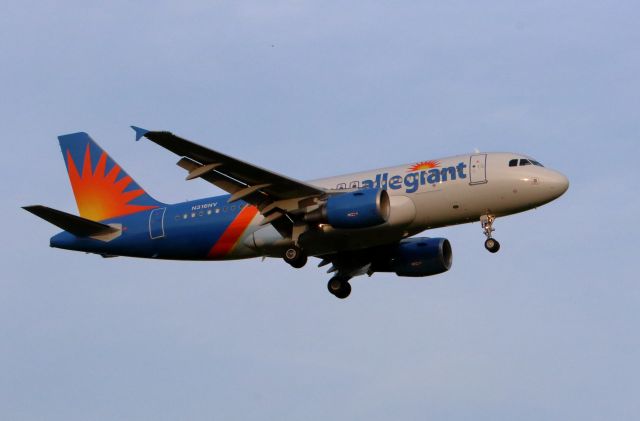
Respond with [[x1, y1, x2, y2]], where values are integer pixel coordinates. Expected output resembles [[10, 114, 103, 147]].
[[374, 237, 452, 277], [306, 189, 390, 229]]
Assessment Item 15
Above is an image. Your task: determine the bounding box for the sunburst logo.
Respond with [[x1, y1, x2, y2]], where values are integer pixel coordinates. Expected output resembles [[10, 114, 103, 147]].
[[408, 160, 440, 172], [66, 144, 157, 221]]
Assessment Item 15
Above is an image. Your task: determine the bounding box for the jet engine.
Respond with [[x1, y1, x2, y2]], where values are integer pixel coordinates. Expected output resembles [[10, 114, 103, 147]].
[[374, 237, 452, 277], [305, 189, 390, 229]]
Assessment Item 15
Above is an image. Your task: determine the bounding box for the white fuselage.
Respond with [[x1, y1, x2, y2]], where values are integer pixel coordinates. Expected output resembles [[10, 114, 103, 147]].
[[242, 152, 569, 258]]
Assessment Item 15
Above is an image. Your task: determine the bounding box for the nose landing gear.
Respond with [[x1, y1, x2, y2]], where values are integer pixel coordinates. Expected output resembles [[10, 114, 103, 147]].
[[327, 275, 352, 299], [481, 214, 500, 253]]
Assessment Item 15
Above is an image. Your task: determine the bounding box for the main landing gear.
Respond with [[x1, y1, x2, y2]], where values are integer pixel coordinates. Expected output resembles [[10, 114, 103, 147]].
[[282, 246, 352, 299], [283, 245, 307, 268], [327, 275, 352, 299], [481, 214, 500, 253]]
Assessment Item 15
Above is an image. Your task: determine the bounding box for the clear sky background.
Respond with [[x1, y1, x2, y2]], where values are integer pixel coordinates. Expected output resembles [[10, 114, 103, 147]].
[[1, 1, 639, 420]]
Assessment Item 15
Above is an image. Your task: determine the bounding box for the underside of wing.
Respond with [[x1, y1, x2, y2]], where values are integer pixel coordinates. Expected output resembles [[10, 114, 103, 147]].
[[318, 237, 453, 279]]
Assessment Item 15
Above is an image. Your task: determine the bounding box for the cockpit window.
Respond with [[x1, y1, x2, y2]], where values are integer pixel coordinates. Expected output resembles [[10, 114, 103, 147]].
[[509, 158, 545, 168]]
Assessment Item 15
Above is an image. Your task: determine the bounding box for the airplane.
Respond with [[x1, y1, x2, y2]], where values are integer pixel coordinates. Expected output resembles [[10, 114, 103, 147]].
[[23, 127, 569, 299]]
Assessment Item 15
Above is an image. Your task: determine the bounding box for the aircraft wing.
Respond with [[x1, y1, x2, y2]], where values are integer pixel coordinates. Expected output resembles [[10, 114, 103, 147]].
[[132, 126, 324, 203]]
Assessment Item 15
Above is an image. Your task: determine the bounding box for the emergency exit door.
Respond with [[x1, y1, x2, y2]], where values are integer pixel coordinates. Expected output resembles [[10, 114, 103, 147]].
[[469, 154, 487, 185]]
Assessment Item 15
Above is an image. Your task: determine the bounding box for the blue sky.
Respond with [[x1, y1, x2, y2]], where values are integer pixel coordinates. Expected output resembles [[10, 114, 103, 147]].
[[1, 1, 639, 420]]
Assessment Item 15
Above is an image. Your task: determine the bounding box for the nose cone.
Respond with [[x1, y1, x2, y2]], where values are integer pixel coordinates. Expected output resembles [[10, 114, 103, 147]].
[[547, 171, 569, 199]]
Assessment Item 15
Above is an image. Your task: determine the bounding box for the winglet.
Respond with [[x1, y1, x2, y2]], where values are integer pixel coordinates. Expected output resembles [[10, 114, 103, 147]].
[[131, 125, 150, 141]]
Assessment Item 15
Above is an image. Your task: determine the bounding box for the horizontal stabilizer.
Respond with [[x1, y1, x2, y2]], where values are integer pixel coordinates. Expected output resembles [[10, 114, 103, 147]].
[[23, 205, 119, 237]]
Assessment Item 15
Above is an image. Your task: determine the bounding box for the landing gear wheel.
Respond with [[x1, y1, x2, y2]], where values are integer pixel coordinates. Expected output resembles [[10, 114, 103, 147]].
[[480, 214, 500, 253], [327, 276, 351, 299], [283, 245, 307, 268], [484, 238, 500, 253]]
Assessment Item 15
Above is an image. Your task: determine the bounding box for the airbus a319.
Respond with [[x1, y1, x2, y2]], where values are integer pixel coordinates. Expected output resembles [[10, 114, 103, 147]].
[[24, 127, 569, 299]]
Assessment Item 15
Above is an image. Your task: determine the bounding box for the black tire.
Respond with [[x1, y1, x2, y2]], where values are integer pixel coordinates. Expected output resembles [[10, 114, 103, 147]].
[[334, 282, 351, 299], [327, 276, 344, 293], [283, 245, 307, 268], [284, 246, 300, 261], [484, 238, 500, 253], [327, 276, 351, 299], [290, 253, 307, 268]]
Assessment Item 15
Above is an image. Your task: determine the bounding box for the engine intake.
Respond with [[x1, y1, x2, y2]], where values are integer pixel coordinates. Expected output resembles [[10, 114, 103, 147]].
[[306, 189, 390, 229], [374, 237, 452, 277]]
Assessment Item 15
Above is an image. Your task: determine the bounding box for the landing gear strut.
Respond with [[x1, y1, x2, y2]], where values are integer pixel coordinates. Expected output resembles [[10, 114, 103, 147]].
[[480, 214, 500, 253], [327, 276, 351, 299], [283, 245, 307, 268]]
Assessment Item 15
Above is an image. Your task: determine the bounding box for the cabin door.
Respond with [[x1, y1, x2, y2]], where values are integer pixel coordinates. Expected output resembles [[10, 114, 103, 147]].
[[149, 207, 166, 239], [469, 154, 488, 185]]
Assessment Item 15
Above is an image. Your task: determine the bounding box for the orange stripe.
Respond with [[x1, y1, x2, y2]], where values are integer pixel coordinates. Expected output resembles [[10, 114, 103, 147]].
[[208, 206, 259, 258]]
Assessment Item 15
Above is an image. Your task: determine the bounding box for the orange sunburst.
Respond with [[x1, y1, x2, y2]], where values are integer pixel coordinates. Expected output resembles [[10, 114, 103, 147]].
[[66, 144, 157, 221], [408, 160, 440, 172]]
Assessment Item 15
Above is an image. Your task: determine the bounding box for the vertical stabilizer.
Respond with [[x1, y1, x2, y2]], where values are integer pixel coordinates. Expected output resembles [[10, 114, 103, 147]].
[[58, 132, 163, 221]]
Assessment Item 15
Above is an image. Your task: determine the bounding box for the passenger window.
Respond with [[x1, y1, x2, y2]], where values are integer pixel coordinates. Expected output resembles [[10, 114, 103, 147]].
[[519, 159, 531, 166], [509, 159, 518, 167]]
